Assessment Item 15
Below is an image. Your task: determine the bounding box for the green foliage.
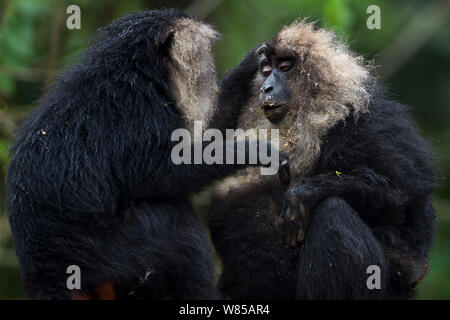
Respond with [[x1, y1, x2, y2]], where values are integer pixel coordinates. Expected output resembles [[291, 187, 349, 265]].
[[323, 0, 353, 34], [0, 138, 9, 164], [417, 198, 450, 299], [0, 0, 52, 95]]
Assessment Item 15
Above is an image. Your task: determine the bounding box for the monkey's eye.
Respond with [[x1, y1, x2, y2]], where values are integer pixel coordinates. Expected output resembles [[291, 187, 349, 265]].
[[278, 60, 293, 72], [261, 65, 272, 77]]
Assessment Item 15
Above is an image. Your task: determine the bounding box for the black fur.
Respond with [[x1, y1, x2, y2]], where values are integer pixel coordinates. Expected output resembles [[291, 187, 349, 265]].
[[209, 77, 436, 298], [6, 9, 270, 299]]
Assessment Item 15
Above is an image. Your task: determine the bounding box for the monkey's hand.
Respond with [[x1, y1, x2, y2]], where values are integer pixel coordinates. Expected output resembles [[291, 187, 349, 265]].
[[219, 46, 259, 96], [212, 46, 260, 132], [279, 183, 319, 247]]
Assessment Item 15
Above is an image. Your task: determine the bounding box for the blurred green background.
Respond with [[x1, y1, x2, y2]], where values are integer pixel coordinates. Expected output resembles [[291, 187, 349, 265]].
[[0, 0, 449, 299]]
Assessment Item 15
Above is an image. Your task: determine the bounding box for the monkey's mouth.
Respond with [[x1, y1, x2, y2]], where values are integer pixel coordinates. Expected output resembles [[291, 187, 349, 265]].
[[261, 103, 289, 124]]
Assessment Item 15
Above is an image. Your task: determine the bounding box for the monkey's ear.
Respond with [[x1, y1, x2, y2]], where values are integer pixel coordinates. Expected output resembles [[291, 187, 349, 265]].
[[155, 27, 175, 50]]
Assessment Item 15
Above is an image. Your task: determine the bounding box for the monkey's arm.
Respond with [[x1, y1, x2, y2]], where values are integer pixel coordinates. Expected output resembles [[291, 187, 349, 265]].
[[279, 167, 407, 246], [208, 49, 259, 133], [151, 140, 289, 197]]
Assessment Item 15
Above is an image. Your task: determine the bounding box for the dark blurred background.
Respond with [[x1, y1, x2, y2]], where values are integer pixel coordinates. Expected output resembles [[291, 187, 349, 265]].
[[0, 0, 449, 299]]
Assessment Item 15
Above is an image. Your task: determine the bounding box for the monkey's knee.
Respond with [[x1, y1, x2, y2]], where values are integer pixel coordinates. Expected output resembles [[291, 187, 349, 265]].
[[310, 197, 356, 228], [299, 197, 389, 299], [307, 196, 387, 271]]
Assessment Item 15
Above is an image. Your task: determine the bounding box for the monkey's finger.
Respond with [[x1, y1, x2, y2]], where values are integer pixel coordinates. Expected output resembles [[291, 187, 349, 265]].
[[286, 230, 298, 248], [283, 208, 307, 247], [278, 159, 291, 185], [298, 203, 307, 218], [290, 235, 298, 248], [284, 220, 300, 248], [281, 203, 291, 221], [255, 42, 269, 56], [285, 231, 293, 247], [297, 228, 305, 243]]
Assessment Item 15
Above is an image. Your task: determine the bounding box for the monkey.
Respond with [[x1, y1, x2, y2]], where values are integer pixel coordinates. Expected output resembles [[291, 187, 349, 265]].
[[208, 20, 436, 299], [6, 9, 289, 299]]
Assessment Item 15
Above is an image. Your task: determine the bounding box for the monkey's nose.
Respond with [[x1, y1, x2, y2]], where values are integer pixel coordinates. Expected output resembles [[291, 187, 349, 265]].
[[261, 85, 273, 94]]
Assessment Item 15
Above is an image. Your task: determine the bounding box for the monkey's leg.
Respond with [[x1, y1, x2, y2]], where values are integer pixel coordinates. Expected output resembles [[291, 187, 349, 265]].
[[296, 197, 389, 299], [59, 200, 218, 300], [97, 200, 219, 300], [166, 204, 219, 300]]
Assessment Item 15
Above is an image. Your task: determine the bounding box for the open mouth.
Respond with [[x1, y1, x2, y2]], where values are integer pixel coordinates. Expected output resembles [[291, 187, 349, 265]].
[[261, 102, 283, 111]]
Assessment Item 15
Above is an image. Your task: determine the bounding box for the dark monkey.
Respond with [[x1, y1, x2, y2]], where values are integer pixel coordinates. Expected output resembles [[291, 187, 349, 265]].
[[209, 21, 436, 299], [6, 10, 288, 299]]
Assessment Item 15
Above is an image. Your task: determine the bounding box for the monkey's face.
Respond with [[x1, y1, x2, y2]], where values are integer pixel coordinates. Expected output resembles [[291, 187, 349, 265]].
[[255, 43, 298, 124]]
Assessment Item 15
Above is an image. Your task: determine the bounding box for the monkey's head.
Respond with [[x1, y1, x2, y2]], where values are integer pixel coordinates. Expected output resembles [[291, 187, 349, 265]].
[[241, 20, 374, 176], [166, 15, 220, 127], [90, 9, 220, 127]]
